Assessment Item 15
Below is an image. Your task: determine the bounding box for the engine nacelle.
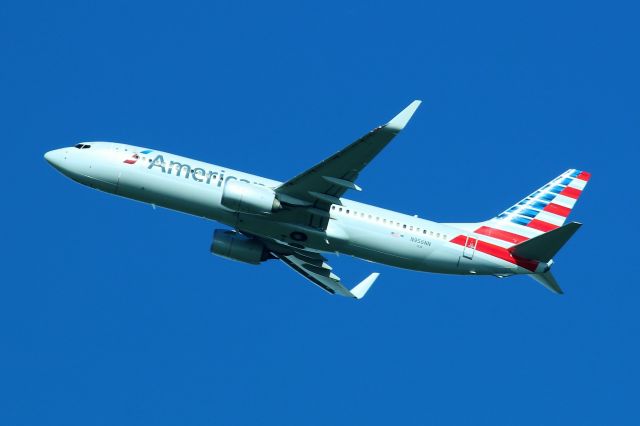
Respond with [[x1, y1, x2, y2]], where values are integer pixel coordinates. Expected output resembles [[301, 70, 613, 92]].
[[221, 180, 281, 214], [210, 229, 269, 265]]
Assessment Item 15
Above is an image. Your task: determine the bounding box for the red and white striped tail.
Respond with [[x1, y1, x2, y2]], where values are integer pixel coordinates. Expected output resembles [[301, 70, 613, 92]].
[[476, 169, 591, 246]]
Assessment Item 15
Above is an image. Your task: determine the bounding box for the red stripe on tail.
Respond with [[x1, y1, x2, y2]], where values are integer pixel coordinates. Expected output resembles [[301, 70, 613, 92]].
[[543, 203, 571, 217], [450, 235, 467, 245], [528, 219, 559, 232], [450, 235, 539, 272], [474, 226, 529, 244], [560, 186, 582, 199], [577, 171, 591, 181]]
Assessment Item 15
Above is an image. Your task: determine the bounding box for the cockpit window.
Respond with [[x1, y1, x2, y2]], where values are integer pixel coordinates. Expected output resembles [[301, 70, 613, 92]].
[[74, 144, 83, 149], [74, 144, 92, 149], [82, 144, 91, 149]]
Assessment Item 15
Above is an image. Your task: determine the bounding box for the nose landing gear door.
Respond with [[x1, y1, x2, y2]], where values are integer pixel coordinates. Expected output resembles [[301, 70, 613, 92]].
[[463, 235, 477, 259]]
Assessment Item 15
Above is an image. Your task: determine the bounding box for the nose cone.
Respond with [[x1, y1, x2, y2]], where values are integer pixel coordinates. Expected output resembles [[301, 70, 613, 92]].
[[44, 149, 66, 171]]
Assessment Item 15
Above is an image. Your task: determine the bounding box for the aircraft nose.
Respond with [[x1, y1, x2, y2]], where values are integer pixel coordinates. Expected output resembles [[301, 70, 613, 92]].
[[44, 148, 66, 171]]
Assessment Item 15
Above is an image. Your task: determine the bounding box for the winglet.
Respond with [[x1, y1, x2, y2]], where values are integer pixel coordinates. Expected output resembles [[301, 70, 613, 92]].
[[350, 272, 380, 299], [386, 100, 422, 132]]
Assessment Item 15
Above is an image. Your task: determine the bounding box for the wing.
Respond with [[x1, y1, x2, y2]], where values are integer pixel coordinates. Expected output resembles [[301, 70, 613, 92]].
[[274, 100, 422, 228], [258, 237, 379, 299]]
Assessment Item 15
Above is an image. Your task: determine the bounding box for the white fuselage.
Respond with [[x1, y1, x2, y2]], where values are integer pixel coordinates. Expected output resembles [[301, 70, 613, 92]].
[[44, 142, 533, 277]]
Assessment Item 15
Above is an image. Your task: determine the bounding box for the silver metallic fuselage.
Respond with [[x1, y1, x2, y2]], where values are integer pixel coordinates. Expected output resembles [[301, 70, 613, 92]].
[[44, 142, 525, 276]]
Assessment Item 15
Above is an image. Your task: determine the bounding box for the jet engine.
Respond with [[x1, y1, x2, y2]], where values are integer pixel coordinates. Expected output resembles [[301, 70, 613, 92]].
[[210, 229, 271, 265], [221, 180, 281, 214]]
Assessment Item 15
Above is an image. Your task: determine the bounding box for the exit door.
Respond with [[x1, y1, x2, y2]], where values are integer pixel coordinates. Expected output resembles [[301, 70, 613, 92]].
[[463, 235, 477, 259]]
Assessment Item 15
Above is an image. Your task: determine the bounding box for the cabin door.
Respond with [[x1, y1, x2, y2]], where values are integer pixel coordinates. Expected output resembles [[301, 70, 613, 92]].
[[463, 235, 477, 259]]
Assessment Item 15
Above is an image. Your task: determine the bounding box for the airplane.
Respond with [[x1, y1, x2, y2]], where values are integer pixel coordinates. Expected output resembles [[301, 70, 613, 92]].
[[44, 101, 590, 299]]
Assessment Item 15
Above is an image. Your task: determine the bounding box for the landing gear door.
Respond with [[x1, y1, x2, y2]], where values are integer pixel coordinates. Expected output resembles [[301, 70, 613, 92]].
[[463, 235, 477, 259]]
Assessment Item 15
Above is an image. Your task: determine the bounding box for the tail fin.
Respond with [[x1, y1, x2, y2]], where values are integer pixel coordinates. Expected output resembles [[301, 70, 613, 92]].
[[477, 169, 591, 244]]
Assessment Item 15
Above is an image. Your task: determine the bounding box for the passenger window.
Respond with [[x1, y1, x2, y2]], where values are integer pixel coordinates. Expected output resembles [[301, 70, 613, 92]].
[[423, 230, 427, 234], [409, 226, 413, 231], [331, 206, 335, 210], [437, 233, 440, 238], [339, 208, 342, 212], [403, 224, 407, 229], [383, 219, 387, 223], [346, 209, 350, 214], [430, 231, 434, 236]]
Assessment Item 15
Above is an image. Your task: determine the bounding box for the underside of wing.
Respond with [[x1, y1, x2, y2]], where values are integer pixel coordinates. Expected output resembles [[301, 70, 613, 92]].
[[258, 237, 379, 299], [275, 250, 353, 297]]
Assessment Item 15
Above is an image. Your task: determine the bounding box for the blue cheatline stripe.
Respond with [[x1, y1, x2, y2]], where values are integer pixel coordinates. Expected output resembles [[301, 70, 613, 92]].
[[530, 200, 548, 209], [520, 208, 539, 218], [560, 177, 572, 185], [541, 193, 556, 201], [511, 216, 531, 226], [570, 170, 580, 178], [140, 149, 153, 154]]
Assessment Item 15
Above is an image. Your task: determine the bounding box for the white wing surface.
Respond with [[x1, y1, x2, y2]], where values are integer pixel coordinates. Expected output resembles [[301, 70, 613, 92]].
[[274, 100, 421, 228]]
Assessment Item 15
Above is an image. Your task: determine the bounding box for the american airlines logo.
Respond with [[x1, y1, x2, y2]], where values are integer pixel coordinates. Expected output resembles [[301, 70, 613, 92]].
[[123, 153, 140, 164], [123, 149, 154, 165], [145, 154, 264, 188]]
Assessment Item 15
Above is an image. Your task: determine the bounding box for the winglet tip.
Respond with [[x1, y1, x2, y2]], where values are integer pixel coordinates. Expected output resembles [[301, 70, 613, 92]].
[[351, 272, 380, 299], [386, 100, 422, 131]]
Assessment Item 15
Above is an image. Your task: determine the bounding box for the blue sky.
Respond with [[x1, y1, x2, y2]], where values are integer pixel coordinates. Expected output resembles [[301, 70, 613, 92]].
[[1, 1, 638, 424]]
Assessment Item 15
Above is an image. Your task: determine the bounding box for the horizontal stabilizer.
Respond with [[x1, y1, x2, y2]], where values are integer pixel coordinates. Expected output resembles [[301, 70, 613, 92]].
[[529, 271, 563, 295], [510, 222, 582, 262]]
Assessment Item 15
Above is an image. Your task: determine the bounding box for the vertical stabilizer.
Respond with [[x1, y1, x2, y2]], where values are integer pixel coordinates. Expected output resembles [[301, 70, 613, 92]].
[[477, 169, 591, 246]]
